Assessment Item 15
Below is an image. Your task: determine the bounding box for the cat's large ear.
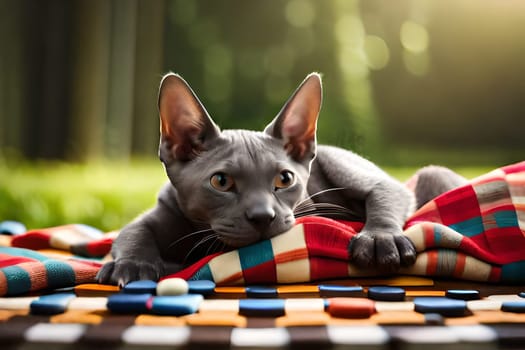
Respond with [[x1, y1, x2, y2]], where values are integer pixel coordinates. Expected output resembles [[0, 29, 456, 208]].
[[158, 73, 220, 162], [264, 73, 322, 161]]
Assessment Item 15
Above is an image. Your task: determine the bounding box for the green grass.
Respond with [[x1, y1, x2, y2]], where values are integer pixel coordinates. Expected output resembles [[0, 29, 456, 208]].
[[0, 158, 493, 232], [0, 158, 166, 231]]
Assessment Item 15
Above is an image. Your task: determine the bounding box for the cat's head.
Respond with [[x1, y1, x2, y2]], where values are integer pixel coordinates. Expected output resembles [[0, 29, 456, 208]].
[[157, 73, 322, 248]]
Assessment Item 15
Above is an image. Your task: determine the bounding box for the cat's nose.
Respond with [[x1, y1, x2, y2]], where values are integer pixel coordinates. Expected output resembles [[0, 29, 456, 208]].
[[245, 205, 276, 229]]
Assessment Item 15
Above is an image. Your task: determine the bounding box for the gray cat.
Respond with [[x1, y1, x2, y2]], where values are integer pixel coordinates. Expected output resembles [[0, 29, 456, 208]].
[[97, 73, 466, 286]]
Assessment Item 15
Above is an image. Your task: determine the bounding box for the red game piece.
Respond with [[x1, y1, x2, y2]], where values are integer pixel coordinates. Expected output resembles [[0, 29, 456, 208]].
[[327, 297, 376, 318]]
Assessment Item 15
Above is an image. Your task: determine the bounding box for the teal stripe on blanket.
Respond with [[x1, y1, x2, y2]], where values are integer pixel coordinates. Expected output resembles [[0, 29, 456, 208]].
[[43, 260, 76, 289], [239, 239, 274, 270], [2, 265, 32, 296], [449, 216, 484, 237], [0, 246, 50, 262], [190, 264, 214, 281], [494, 210, 519, 229], [501, 261, 525, 283]]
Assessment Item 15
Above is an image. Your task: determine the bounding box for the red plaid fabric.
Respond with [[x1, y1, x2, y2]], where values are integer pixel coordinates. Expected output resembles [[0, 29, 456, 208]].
[[166, 161, 525, 284]]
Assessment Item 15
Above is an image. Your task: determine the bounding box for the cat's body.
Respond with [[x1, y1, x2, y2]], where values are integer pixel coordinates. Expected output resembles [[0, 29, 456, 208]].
[[97, 73, 466, 286]]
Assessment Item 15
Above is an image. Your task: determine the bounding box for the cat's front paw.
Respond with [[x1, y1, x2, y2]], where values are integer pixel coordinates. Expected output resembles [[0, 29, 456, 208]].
[[96, 258, 165, 286], [349, 231, 416, 271]]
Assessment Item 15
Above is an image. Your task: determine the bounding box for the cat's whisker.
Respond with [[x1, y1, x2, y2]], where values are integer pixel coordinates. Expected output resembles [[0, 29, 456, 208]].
[[182, 233, 219, 264], [293, 201, 361, 221], [167, 228, 215, 250], [295, 187, 349, 208], [205, 237, 217, 256], [301, 202, 351, 210], [295, 202, 328, 212], [294, 202, 352, 212], [205, 236, 225, 256], [205, 238, 217, 256], [295, 209, 357, 217], [294, 202, 356, 214], [295, 212, 355, 219]]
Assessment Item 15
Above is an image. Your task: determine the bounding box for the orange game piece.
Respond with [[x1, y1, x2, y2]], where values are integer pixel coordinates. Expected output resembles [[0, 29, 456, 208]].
[[406, 290, 446, 297], [135, 314, 185, 326], [276, 285, 319, 297], [327, 297, 376, 319], [213, 286, 246, 293], [74, 284, 120, 297], [213, 286, 246, 299], [51, 310, 105, 325], [184, 311, 247, 327]]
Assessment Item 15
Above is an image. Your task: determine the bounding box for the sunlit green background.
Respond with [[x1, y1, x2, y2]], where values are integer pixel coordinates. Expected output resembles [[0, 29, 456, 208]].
[[1, 0, 524, 231]]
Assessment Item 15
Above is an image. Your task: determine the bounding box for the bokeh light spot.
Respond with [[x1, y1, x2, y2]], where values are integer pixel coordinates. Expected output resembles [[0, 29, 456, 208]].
[[400, 21, 429, 53], [338, 47, 369, 79], [363, 35, 390, 70], [335, 14, 365, 49], [285, 0, 316, 28]]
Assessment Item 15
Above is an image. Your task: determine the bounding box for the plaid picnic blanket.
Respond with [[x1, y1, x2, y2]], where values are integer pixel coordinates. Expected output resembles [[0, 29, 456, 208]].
[[1, 162, 524, 296], [0, 225, 112, 296], [168, 161, 525, 285]]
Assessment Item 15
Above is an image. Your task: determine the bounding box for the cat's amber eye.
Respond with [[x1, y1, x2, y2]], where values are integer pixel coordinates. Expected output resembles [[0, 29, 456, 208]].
[[274, 170, 295, 190], [210, 172, 235, 192]]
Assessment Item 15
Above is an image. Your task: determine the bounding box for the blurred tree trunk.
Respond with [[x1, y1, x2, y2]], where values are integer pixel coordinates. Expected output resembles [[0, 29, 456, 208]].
[[132, 0, 165, 157], [68, 0, 111, 161], [39, 0, 72, 159], [0, 0, 25, 157], [106, 0, 138, 159]]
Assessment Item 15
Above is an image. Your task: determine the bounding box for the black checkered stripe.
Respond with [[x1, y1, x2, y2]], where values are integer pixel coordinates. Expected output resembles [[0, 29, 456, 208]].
[[1, 315, 524, 348]]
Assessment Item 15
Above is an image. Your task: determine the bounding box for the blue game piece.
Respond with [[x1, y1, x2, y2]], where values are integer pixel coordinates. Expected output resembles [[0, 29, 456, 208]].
[[501, 301, 525, 313], [188, 280, 216, 296], [319, 285, 365, 298], [30, 292, 76, 315], [107, 293, 152, 314], [239, 299, 286, 317], [123, 280, 158, 295], [0, 221, 26, 235], [368, 286, 406, 301], [150, 294, 203, 316], [246, 286, 278, 298], [446, 289, 480, 300], [519, 292, 525, 299], [414, 297, 467, 317]]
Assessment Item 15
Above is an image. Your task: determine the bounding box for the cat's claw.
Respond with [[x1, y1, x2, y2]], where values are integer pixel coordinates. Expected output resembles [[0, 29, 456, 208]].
[[96, 259, 165, 286], [349, 231, 416, 271]]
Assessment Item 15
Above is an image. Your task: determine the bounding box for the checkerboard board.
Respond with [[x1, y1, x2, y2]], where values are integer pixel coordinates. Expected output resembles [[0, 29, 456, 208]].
[[1, 277, 524, 349]]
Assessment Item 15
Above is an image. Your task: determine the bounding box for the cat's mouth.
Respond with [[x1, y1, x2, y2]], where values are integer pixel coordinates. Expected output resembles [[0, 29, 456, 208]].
[[208, 212, 296, 248], [213, 220, 294, 248]]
